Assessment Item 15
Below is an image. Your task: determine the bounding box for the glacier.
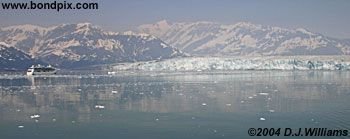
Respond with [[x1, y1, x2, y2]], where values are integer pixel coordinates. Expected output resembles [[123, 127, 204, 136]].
[[111, 56, 350, 71]]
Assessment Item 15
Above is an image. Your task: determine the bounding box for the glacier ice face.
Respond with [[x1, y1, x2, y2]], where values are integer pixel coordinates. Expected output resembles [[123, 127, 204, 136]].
[[112, 56, 350, 71]]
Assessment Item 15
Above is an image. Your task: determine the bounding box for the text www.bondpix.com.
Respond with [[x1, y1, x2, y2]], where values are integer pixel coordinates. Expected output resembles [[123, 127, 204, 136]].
[[1, 1, 98, 12]]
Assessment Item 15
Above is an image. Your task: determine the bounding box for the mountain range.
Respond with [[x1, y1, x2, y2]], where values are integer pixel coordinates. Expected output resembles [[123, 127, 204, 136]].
[[0, 42, 43, 70], [1, 21, 349, 70], [0, 23, 183, 70], [139, 20, 350, 56]]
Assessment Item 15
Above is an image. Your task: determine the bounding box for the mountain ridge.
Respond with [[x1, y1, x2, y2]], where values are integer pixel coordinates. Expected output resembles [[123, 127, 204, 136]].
[[1, 21, 349, 70], [0, 23, 184, 69], [139, 20, 350, 56], [0, 42, 43, 70]]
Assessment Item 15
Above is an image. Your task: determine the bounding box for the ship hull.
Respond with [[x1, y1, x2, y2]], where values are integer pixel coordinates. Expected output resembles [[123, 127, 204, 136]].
[[26, 70, 57, 76]]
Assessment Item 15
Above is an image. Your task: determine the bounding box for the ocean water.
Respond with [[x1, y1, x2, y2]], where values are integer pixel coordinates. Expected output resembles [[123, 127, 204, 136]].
[[0, 71, 349, 139]]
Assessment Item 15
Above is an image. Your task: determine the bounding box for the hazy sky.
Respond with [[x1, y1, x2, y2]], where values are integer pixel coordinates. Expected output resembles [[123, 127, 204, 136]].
[[1, 0, 350, 39]]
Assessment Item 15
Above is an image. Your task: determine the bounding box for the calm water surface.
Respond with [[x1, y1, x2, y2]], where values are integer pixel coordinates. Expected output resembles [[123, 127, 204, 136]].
[[0, 71, 349, 139]]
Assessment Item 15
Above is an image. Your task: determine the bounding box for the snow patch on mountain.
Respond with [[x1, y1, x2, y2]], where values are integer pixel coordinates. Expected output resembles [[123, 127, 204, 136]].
[[0, 42, 9, 48], [2, 24, 47, 36], [138, 20, 172, 37]]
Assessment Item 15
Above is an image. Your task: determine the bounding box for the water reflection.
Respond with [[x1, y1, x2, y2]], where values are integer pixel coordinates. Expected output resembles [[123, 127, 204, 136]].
[[0, 71, 350, 139], [0, 72, 349, 119]]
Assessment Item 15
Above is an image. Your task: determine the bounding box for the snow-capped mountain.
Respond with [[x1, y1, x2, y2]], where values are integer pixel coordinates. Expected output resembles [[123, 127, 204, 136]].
[[0, 42, 41, 70], [0, 23, 183, 68], [139, 20, 350, 56], [138, 20, 172, 38]]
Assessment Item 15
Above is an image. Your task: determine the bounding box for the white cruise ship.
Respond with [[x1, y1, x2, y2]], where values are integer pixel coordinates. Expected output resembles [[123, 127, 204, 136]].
[[26, 65, 57, 75]]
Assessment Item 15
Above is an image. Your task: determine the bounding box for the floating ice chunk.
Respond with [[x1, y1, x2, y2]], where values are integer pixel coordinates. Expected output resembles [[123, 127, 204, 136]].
[[95, 105, 105, 109], [248, 96, 253, 99], [107, 71, 116, 75], [225, 103, 232, 106], [111, 90, 118, 94], [259, 117, 266, 121], [16, 109, 21, 112], [18, 125, 24, 128], [178, 93, 184, 96], [202, 103, 207, 106], [78, 89, 82, 92], [155, 118, 159, 121], [240, 101, 245, 103], [269, 110, 275, 113], [52, 118, 56, 122], [35, 119, 39, 123], [253, 94, 257, 97], [30, 114, 40, 119], [71, 121, 76, 124], [259, 93, 269, 96]]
